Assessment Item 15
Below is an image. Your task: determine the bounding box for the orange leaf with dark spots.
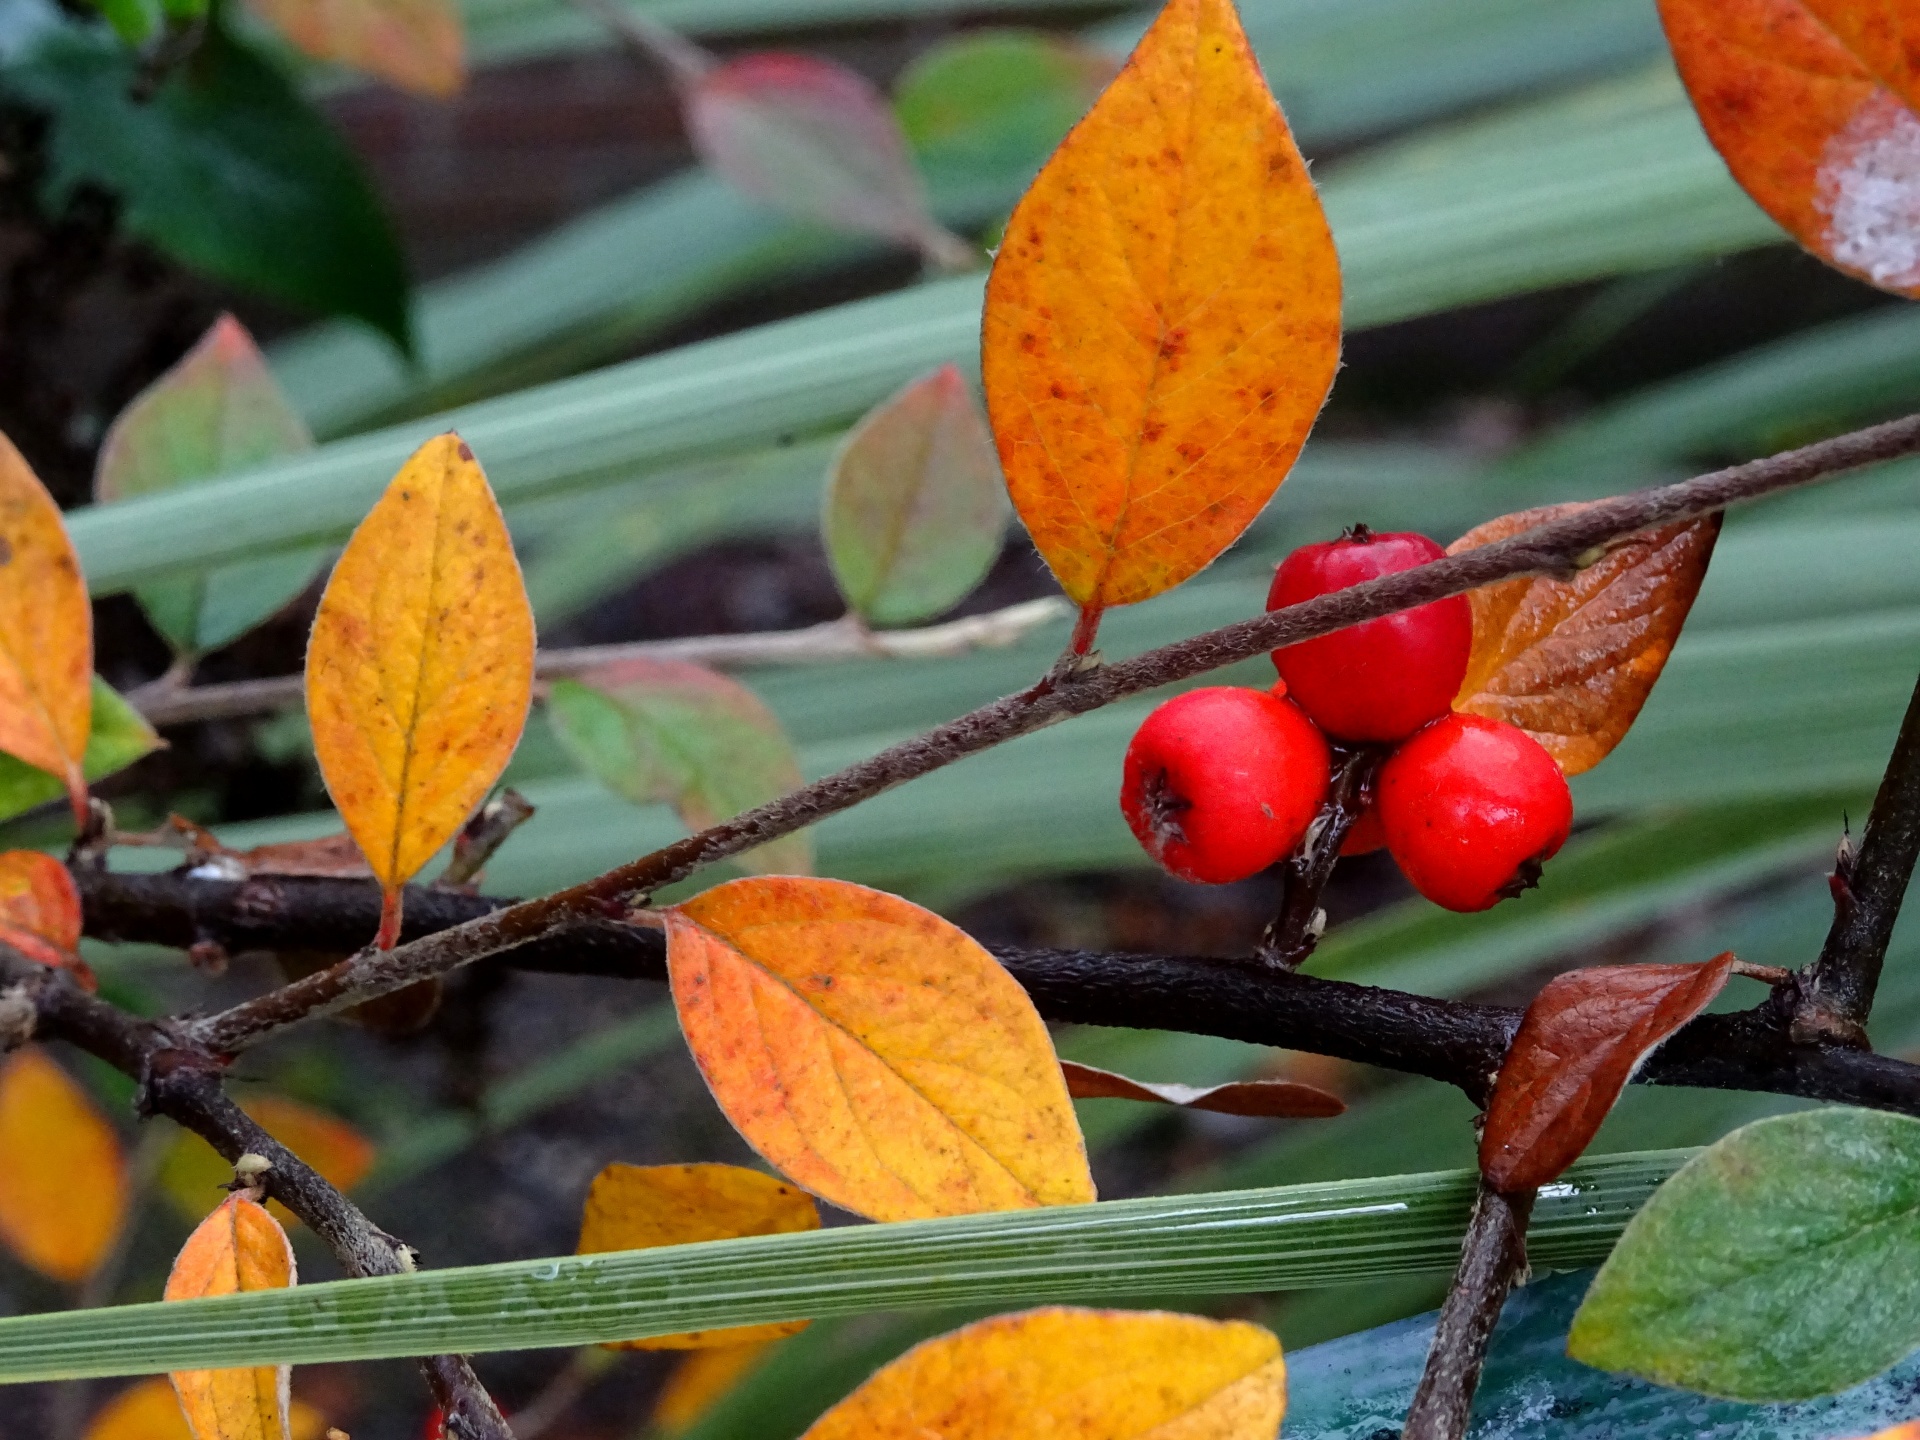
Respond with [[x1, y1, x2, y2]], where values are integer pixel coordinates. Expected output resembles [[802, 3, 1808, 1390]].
[[1660, 0, 1920, 297], [166, 1194, 298, 1440], [982, 0, 1340, 618], [1060, 1060, 1344, 1118], [1480, 954, 1735, 1193], [666, 876, 1093, 1222], [0, 1047, 127, 1282], [0, 431, 92, 823], [1448, 506, 1720, 776]]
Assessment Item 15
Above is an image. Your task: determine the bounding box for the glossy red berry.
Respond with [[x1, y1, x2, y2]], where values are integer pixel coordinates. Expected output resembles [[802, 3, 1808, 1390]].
[[1377, 713, 1573, 912], [1121, 687, 1330, 884], [1268, 527, 1473, 743]]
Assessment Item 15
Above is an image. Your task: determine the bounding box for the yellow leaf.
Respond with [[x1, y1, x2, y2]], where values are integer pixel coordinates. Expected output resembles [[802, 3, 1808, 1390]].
[[81, 1379, 327, 1440], [160, 1096, 376, 1229], [799, 1306, 1284, 1439], [666, 876, 1094, 1222], [650, 1341, 780, 1435], [0, 430, 93, 822], [0, 1046, 127, 1282], [166, 1194, 298, 1440], [576, 1162, 819, 1348], [306, 433, 535, 938], [244, 0, 465, 98], [981, 0, 1340, 621]]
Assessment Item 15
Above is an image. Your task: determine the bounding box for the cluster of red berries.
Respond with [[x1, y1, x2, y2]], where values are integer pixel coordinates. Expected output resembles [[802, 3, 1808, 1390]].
[[1120, 528, 1573, 912]]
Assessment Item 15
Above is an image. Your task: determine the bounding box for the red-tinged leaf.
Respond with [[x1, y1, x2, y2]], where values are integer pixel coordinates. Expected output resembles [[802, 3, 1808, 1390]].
[[1660, 0, 1920, 297], [166, 1193, 298, 1440], [1448, 506, 1721, 776], [1480, 953, 1735, 1193], [0, 849, 93, 988], [244, 0, 465, 98], [824, 364, 1009, 628], [686, 52, 967, 266], [0, 1047, 128, 1282], [1060, 1060, 1344, 1118]]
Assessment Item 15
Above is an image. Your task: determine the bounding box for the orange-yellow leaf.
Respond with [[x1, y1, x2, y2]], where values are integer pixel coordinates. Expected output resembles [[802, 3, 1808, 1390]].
[[799, 1306, 1284, 1439], [981, 0, 1340, 614], [0, 848, 94, 988], [576, 1162, 819, 1348], [666, 876, 1094, 1221], [650, 1341, 780, 1436], [306, 433, 535, 900], [0, 430, 92, 821], [1853, 1424, 1920, 1440], [160, 1096, 375, 1229], [1660, 0, 1920, 297], [1448, 506, 1721, 776], [166, 1194, 298, 1440], [244, 0, 465, 98], [83, 1378, 328, 1440], [0, 1046, 127, 1282]]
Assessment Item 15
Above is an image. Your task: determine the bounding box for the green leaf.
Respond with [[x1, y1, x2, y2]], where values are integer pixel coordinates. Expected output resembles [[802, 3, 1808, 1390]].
[[1570, 1107, 1920, 1401], [823, 364, 1008, 626], [95, 315, 320, 654], [547, 663, 811, 875], [89, 0, 157, 44], [2, 21, 411, 349], [0, 1150, 1683, 1380], [0, 678, 161, 826]]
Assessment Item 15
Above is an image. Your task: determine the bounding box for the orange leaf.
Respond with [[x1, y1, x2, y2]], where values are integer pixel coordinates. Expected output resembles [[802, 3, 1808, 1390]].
[[981, 0, 1340, 617], [244, 0, 464, 98], [576, 1162, 820, 1348], [306, 433, 535, 924], [166, 1193, 298, 1440], [0, 430, 92, 823], [0, 1046, 127, 1282], [650, 1341, 780, 1436], [160, 1096, 375, 1229], [83, 1377, 327, 1440], [1660, 0, 1920, 297], [1448, 506, 1721, 776], [1479, 954, 1735, 1194], [666, 876, 1094, 1221], [1852, 1424, 1920, 1440], [1060, 1060, 1344, 1118], [0, 848, 94, 989], [799, 1306, 1284, 1439]]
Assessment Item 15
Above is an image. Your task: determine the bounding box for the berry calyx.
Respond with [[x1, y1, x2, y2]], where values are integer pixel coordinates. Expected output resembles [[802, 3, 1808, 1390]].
[[1268, 528, 1473, 743], [1376, 713, 1573, 912], [1121, 687, 1331, 884]]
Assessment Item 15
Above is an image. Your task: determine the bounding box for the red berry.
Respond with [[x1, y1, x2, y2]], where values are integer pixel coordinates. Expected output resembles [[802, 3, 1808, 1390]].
[[1377, 713, 1572, 912], [1339, 798, 1387, 857], [1268, 528, 1473, 743], [1121, 687, 1330, 884]]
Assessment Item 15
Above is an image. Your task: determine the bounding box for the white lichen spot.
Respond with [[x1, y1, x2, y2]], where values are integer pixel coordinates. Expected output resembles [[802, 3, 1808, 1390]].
[[1818, 92, 1920, 292]]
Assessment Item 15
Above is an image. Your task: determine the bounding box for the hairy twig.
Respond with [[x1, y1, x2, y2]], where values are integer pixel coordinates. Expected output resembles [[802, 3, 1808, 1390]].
[[1404, 1183, 1536, 1440], [171, 412, 1920, 1053], [127, 600, 1069, 727]]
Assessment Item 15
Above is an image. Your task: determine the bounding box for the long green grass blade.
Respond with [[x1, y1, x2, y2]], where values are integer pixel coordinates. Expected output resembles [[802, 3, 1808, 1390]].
[[0, 1151, 1683, 1381]]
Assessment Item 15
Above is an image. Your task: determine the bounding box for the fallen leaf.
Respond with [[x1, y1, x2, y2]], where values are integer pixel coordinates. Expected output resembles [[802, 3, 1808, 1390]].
[[576, 1162, 820, 1348], [0, 678, 161, 828], [94, 315, 319, 656], [1060, 1060, 1344, 1118], [666, 876, 1094, 1221], [798, 1306, 1284, 1439], [1660, 0, 1920, 297], [649, 1341, 780, 1436], [0, 849, 92, 989], [981, 0, 1340, 622], [823, 364, 1009, 628], [1479, 953, 1734, 1193], [1448, 506, 1721, 775], [0, 430, 93, 822], [0, 1047, 127, 1282], [167, 1193, 298, 1440], [82, 1379, 326, 1440], [687, 52, 965, 266], [243, 0, 464, 98], [161, 1096, 375, 1229], [547, 660, 809, 876], [306, 433, 535, 944]]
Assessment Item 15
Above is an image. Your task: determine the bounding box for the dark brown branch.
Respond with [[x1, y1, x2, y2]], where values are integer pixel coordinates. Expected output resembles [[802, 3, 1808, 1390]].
[[1792, 670, 1920, 1042], [1403, 1183, 1535, 1440], [0, 949, 516, 1440], [1260, 748, 1377, 968], [173, 412, 1920, 1052]]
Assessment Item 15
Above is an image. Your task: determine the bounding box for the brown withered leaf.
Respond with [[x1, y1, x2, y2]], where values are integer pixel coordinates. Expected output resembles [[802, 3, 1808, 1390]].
[[1480, 953, 1735, 1193], [1060, 1061, 1344, 1118], [1448, 506, 1721, 775]]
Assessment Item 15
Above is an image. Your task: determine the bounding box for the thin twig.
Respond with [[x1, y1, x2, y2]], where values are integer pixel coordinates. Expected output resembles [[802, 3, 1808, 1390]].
[[1259, 747, 1378, 968], [128, 600, 1070, 728], [443, 790, 537, 890], [180, 412, 1920, 1052]]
